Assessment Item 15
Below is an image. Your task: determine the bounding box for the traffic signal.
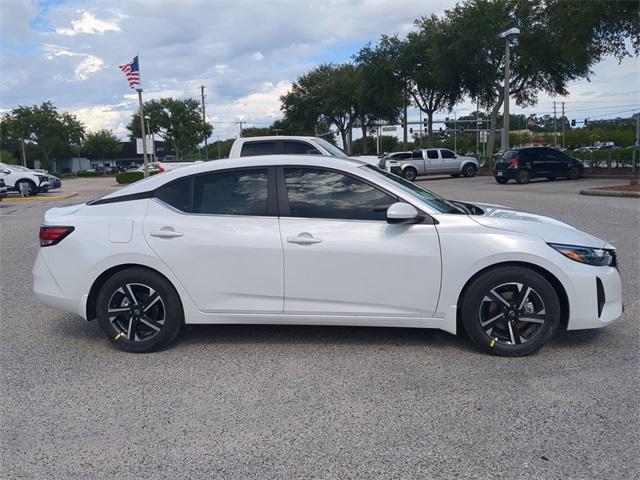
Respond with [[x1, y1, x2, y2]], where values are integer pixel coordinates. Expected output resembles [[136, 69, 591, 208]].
[[571, 119, 576, 127], [584, 118, 589, 126], [409, 127, 413, 134]]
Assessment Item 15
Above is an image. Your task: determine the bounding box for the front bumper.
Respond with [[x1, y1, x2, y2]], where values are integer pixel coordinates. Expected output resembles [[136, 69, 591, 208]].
[[565, 265, 623, 330]]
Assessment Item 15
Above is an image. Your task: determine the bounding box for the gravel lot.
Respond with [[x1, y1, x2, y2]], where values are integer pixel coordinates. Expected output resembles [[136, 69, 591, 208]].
[[1, 175, 638, 479]]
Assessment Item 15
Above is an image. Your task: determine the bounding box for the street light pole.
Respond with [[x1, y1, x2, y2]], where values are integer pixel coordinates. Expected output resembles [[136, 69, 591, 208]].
[[499, 27, 519, 152]]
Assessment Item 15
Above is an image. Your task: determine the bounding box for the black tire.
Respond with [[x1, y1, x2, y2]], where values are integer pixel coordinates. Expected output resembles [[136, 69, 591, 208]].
[[495, 176, 509, 184], [16, 180, 36, 197], [461, 266, 561, 357], [568, 166, 581, 180], [96, 268, 183, 353], [402, 167, 417, 182], [450, 174, 460, 178], [515, 169, 531, 184], [462, 163, 477, 177]]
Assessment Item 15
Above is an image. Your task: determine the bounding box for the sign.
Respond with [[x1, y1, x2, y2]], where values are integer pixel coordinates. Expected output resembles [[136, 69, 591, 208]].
[[382, 126, 396, 132], [136, 136, 154, 155], [480, 130, 488, 143]]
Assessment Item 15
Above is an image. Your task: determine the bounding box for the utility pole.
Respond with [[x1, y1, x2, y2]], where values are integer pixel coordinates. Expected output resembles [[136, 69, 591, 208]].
[[20, 138, 27, 167], [403, 85, 408, 150], [200, 85, 209, 160], [238, 120, 244, 138], [454, 111, 457, 152], [136, 88, 149, 177], [633, 113, 639, 174], [553, 101, 558, 147], [501, 37, 511, 151], [561, 102, 566, 149]]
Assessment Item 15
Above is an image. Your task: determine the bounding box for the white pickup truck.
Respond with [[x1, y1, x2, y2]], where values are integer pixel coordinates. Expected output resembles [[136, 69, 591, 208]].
[[393, 148, 479, 181], [228, 135, 398, 170]]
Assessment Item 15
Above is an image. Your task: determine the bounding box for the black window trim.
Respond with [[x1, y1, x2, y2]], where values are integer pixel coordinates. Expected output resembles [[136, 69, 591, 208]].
[[275, 165, 434, 224]]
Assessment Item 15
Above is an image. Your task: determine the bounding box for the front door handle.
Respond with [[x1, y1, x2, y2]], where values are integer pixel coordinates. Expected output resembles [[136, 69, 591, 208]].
[[150, 229, 183, 238], [287, 233, 322, 245]]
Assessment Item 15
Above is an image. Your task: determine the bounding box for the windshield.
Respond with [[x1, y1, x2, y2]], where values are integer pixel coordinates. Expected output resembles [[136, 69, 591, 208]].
[[313, 138, 349, 158], [0, 163, 30, 172], [363, 165, 464, 214]]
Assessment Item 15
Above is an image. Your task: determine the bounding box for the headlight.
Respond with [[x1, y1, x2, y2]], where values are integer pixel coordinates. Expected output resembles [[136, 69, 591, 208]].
[[549, 243, 616, 267]]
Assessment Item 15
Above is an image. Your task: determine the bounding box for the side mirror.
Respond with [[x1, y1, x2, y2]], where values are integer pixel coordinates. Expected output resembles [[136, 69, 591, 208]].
[[386, 202, 420, 224]]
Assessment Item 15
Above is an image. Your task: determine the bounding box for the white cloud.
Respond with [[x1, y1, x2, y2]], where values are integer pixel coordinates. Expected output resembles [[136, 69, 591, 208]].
[[42, 44, 105, 80], [253, 52, 264, 61], [55, 11, 123, 36]]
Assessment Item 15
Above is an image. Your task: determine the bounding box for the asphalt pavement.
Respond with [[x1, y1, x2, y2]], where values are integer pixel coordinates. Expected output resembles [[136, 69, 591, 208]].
[[1, 175, 638, 479]]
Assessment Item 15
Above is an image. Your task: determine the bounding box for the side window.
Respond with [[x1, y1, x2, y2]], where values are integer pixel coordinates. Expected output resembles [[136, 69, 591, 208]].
[[412, 150, 423, 159], [240, 141, 276, 157], [194, 169, 269, 216], [426, 150, 439, 159], [157, 177, 192, 212], [283, 168, 396, 221], [283, 141, 321, 155], [399, 153, 412, 160], [440, 149, 456, 159]]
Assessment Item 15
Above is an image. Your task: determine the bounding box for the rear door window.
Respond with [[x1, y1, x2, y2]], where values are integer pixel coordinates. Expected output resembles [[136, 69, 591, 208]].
[[426, 150, 439, 159], [194, 169, 269, 216], [240, 141, 277, 157]]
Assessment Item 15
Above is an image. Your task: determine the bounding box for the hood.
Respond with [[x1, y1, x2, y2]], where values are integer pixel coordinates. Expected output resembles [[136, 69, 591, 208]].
[[470, 205, 607, 248], [44, 203, 85, 222]]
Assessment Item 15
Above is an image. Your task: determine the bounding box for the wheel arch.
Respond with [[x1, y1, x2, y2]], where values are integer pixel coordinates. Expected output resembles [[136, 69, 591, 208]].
[[86, 263, 182, 321], [455, 260, 570, 333]]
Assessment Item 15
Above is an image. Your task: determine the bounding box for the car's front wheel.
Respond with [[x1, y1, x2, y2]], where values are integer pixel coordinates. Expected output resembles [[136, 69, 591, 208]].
[[16, 180, 36, 197], [462, 164, 477, 177], [402, 167, 417, 182], [515, 170, 531, 184], [568, 166, 581, 180], [461, 266, 561, 356], [96, 268, 183, 352]]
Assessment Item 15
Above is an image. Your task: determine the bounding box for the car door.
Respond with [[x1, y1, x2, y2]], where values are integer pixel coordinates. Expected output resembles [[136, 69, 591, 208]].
[[424, 149, 442, 173], [440, 149, 459, 172], [143, 167, 284, 313], [277, 166, 441, 318]]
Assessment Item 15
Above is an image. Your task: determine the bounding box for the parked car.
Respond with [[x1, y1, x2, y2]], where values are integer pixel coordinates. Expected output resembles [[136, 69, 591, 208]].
[[33, 170, 62, 189], [0, 163, 50, 196], [378, 151, 413, 169], [394, 148, 479, 181], [494, 147, 584, 184], [228, 135, 399, 170], [33, 155, 622, 357]]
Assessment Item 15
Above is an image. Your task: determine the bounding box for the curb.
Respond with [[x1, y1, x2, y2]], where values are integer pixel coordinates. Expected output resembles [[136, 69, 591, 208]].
[[2, 192, 79, 203], [579, 189, 640, 198]]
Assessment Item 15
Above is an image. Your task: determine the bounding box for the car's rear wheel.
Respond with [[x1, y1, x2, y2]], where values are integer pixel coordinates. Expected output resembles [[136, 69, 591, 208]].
[[568, 166, 581, 180], [515, 170, 531, 184], [462, 164, 477, 177], [402, 167, 417, 182], [495, 176, 509, 184], [96, 268, 183, 353], [461, 266, 561, 357]]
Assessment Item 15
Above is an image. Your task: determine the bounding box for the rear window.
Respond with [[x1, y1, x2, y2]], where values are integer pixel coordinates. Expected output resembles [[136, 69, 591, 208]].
[[498, 150, 519, 163], [240, 141, 276, 156]]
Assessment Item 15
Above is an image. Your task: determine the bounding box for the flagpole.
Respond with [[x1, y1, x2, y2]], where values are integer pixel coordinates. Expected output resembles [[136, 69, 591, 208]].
[[136, 88, 149, 178]]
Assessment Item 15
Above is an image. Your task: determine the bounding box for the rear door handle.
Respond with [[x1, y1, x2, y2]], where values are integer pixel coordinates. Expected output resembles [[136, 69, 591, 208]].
[[149, 229, 183, 238], [287, 233, 322, 245]]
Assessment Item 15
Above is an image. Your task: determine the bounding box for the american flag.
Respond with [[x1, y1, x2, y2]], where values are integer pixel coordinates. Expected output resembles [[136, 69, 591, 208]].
[[118, 55, 141, 89]]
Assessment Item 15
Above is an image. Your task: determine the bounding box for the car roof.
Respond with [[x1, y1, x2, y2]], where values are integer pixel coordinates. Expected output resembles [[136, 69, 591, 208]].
[[236, 135, 322, 142], [98, 155, 370, 200]]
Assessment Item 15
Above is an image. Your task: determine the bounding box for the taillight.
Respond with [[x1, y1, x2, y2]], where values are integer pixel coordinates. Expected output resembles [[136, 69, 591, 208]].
[[158, 166, 165, 173], [508, 158, 520, 169], [39, 226, 74, 247]]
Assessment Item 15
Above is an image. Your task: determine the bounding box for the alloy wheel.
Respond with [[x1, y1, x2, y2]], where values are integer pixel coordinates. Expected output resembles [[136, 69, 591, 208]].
[[107, 283, 166, 342], [478, 282, 546, 346]]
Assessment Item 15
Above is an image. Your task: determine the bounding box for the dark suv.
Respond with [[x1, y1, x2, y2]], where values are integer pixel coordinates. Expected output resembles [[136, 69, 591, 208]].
[[494, 147, 584, 184]]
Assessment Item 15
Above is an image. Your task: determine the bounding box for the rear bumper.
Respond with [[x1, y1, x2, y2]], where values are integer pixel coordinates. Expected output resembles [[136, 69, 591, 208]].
[[33, 252, 83, 317], [494, 168, 518, 179]]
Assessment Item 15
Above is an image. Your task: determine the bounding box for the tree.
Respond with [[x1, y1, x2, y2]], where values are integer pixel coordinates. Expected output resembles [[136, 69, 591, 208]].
[[404, 15, 463, 137], [281, 63, 361, 152], [0, 102, 84, 169], [0, 149, 17, 164], [445, 0, 604, 157], [353, 43, 404, 153], [83, 129, 122, 160], [128, 98, 212, 160]]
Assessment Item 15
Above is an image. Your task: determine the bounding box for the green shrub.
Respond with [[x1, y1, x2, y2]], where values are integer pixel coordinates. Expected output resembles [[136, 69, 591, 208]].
[[115, 170, 159, 184], [75, 171, 112, 177]]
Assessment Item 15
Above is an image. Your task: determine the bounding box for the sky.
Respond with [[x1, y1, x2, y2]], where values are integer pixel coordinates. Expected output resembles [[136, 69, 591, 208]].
[[1, 0, 639, 145]]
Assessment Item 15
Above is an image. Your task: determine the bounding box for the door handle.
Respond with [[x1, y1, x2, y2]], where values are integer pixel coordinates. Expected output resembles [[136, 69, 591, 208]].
[[149, 229, 183, 238], [287, 233, 322, 245]]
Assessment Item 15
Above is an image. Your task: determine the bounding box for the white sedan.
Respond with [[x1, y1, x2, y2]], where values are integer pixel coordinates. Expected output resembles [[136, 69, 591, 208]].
[[33, 155, 622, 356]]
